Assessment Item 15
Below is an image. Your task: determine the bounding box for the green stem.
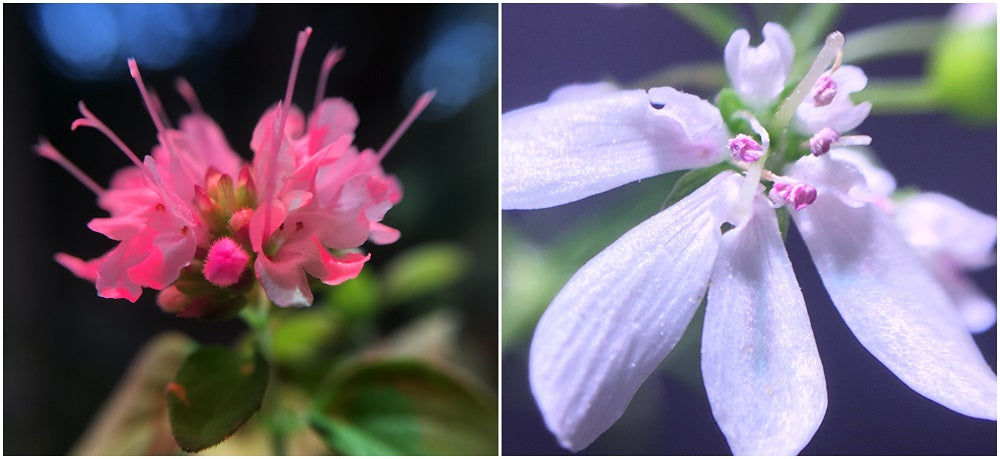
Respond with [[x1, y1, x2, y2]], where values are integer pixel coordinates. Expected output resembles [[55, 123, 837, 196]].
[[789, 4, 844, 52], [240, 287, 274, 359], [841, 18, 943, 64], [665, 4, 743, 48], [628, 61, 727, 91], [856, 78, 940, 114]]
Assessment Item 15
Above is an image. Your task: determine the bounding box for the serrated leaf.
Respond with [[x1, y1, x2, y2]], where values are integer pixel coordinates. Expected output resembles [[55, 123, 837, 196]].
[[166, 345, 270, 452], [661, 162, 734, 210], [310, 358, 497, 455]]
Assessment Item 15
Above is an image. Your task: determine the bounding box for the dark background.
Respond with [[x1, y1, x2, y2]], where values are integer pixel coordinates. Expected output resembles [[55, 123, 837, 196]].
[[4, 4, 498, 454], [502, 4, 997, 455]]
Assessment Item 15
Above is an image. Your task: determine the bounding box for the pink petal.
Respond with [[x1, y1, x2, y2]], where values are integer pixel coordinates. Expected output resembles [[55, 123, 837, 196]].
[[369, 221, 401, 245], [55, 252, 100, 282], [307, 97, 359, 151], [305, 238, 370, 285], [255, 251, 313, 308]]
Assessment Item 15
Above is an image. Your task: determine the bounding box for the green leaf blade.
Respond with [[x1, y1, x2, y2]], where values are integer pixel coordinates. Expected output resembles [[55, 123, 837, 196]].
[[167, 345, 270, 452], [311, 358, 498, 455]]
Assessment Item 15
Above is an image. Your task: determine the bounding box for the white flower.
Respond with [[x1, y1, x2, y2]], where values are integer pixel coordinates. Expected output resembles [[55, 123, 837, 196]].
[[795, 65, 872, 134], [724, 23, 795, 109], [503, 22, 996, 456], [895, 192, 998, 332], [501, 83, 728, 209], [818, 148, 998, 333]]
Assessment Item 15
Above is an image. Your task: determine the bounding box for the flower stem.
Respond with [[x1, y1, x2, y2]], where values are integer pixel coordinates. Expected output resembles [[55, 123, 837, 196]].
[[240, 287, 274, 359], [664, 4, 743, 48], [856, 78, 940, 114]]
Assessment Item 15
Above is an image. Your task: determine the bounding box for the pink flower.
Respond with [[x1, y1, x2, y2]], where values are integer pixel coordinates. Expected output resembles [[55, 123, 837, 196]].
[[38, 27, 433, 314]]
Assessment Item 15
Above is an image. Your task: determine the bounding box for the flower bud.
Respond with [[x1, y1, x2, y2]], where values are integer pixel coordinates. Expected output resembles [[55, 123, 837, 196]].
[[203, 237, 250, 287]]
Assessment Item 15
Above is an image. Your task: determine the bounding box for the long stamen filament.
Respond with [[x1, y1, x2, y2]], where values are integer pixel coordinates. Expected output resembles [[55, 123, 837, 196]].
[[314, 47, 345, 111], [175, 78, 204, 113], [72, 101, 145, 169], [377, 90, 436, 161], [35, 138, 106, 196], [773, 31, 845, 131]]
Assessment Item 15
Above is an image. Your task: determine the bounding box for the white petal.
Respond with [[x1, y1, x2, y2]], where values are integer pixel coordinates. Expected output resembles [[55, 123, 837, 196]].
[[795, 65, 871, 134], [894, 192, 998, 270], [827, 148, 896, 198], [724, 23, 794, 108], [791, 181, 998, 420], [938, 267, 998, 333], [547, 81, 618, 102], [703, 195, 827, 455], [502, 85, 728, 209], [529, 172, 740, 451]]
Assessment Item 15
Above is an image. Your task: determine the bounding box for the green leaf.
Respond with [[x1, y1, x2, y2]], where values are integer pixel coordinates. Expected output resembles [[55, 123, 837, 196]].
[[167, 345, 270, 452], [310, 358, 498, 455], [842, 18, 943, 64], [382, 242, 472, 305], [501, 230, 565, 349], [665, 4, 743, 48], [323, 269, 381, 319], [661, 162, 735, 210], [271, 310, 339, 365]]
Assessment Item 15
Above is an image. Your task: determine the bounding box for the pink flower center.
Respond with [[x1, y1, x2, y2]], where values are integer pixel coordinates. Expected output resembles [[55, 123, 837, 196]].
[[203, 237, 250, 287], [811, 76, 838, 107], [728, 134, 763, 163], [809, 127, 840, 156], [770, 181, 818, 211]]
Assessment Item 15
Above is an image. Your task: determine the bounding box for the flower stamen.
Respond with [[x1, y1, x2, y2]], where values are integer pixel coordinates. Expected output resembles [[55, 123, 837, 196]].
[[34, 138, 106, 196], [769, 180, 818, 210], [376, 90, 436, 161], [773, 31, 845, 130], [314, 46, 346, 110]]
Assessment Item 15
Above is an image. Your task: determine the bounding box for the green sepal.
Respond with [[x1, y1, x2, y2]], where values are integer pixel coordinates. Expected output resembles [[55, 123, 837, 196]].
[[715, 87, 752, 135], [309, 357, 498, 455], [166, 345, 270, 452], [662, 162, 736, 210]]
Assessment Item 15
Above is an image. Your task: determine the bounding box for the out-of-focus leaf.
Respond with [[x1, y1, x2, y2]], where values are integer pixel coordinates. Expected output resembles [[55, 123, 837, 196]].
[[72, 332, 193, 455], [383, 241, 472, 304], [788, 3, 843, 52], [855, 78, 938, 115], [271, 310, 339, 365], [323, 269, 380, 319], [630, 61, 726, 93], [309, 358, 497, 455], [501, 230, 565, 349], [929, 20, 997, 123], [167, 345, 270, 452], [375, 308, 460, 361]]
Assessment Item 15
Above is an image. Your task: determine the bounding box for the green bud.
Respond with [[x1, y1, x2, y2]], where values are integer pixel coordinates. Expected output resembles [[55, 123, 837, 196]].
[[929, 12, 997, 124]]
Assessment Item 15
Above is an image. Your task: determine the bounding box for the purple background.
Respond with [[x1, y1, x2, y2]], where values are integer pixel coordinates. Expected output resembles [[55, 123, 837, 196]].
[[502, 4, 997, 455]]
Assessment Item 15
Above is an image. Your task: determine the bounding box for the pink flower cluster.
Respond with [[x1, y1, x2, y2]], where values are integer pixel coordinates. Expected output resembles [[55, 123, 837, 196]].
[[38, 28, 433, 315]]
